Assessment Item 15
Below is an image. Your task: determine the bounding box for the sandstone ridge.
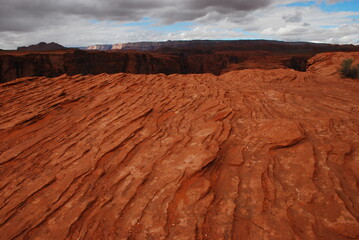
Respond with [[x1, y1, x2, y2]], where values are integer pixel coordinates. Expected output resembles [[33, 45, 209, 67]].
[[0, 52, 358, 239]]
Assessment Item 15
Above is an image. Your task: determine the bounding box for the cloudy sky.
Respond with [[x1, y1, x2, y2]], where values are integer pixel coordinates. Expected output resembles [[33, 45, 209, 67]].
[[0, 0, 358, 49]]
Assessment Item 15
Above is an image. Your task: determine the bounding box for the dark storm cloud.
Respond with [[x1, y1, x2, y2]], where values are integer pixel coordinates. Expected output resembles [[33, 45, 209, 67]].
[[188, 0, 270, 11], [0, 0, 272, 32]]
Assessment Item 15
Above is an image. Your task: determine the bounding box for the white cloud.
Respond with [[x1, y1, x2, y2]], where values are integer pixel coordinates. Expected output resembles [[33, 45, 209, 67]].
[[187, 4, 359, 44]]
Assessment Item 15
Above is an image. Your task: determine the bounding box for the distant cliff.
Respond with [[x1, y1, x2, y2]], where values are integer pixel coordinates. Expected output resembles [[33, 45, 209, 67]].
[[85, 40, 359, 52], [86, 44, 113, 51], [17, 42, 66, 51]]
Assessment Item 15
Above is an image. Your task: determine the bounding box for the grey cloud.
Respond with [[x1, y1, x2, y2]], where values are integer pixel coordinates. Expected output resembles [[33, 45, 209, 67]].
[[0, 0, 273, 32], [282, 11, 302, 23], [187, 0, 270, 12]]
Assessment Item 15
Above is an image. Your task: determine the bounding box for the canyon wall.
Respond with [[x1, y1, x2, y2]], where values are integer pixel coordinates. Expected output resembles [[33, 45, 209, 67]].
[[0, 50, 183, 83], [0, 50, 310, 83], [2, 40, 359, 83]]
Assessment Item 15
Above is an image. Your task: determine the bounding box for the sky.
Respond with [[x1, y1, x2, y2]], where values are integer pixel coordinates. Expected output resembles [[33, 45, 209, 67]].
[[0, 0, 358, 49]]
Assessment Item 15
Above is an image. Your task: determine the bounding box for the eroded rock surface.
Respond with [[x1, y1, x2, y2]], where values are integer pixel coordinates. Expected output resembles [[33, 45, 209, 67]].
[[0, 53, 358, 239], [307, 51, 359, 77]]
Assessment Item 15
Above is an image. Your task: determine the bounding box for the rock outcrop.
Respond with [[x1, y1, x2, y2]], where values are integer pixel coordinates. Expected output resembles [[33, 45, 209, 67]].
[[0, 52, 358, 239], [17, 42, 66, 51], [307, 51, 359, 77]]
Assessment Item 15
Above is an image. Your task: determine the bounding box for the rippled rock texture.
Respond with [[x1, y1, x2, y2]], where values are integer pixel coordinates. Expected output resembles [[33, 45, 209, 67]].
[[0, 53, 358, 239]]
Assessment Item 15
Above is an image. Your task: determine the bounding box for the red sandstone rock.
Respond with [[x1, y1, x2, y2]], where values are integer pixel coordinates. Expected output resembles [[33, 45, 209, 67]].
[[0, 52, 358, 239], [307, 51, 359, 77]]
